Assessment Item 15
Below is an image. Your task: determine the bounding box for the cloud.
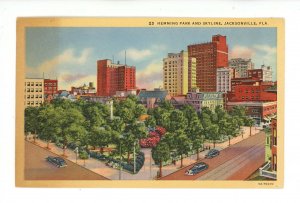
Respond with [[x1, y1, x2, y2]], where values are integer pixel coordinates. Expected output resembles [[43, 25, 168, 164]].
[[136, 61, 163, 90], [58, 73, 96, 90], [229, 45, 255, 59], [253, 44, 277, 54], [118, 48, 152, 61], [26, 48, 92, 77]]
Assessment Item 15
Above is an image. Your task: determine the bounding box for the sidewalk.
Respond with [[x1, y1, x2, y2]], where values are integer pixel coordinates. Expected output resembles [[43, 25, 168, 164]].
[[29, 126, 259, 180]]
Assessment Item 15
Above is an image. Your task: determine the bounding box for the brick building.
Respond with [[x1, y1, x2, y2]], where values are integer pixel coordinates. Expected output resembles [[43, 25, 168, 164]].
[[188, 34, 228, 92], [44, 79, 58, 95], [226, 101, 277, 125], [97, 59, 136, 96]]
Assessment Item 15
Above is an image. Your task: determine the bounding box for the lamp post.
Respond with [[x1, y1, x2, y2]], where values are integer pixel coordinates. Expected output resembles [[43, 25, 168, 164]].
[[74, 147, 79, 164]]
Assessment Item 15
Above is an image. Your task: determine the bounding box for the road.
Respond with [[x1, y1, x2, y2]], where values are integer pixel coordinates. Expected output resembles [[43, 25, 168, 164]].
[[24, 141, 109, 180], [160, 131, 265, 180]]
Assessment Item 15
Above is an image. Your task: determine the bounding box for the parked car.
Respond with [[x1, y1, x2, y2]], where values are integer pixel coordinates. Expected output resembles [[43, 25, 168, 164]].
[[185, 162, 208, 175], [205, 149, 220, 159], [46, 156, 67, 168]]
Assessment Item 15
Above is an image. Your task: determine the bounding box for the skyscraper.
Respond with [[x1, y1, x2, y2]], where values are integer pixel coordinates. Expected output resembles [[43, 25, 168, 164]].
[[188, 34, 228, 92], [97, 59, 136, 96], [163, 51, 196, 96]]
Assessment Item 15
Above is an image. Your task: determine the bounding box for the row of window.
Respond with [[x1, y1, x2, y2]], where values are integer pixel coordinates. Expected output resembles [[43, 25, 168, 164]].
[[26, 94, 43, 99], [26, 101, 43, 105], [26, 88, 43, 92], [25, 82, 43, 87]]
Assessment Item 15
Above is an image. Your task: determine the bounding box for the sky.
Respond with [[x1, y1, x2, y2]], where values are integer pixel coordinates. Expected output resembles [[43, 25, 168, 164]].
[[26, 27, 277, 90]]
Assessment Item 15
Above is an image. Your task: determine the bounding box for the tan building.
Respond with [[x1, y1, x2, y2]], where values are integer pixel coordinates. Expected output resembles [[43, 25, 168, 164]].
[[216, 67, 233, 93], [24, 78, 44, 108], [229, 58, 254, 78], [163, 51, 196, 96]]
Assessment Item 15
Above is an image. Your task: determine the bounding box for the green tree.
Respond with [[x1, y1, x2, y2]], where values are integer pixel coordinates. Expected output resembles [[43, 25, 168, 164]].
[[181, 104, 198, 126], [174, 131, 191, 168], [206, 124, 220, 148], [186, 117, 204, 160], [24, 106, 40, 142], [134, 104, 147, 118], [117, 108, 134, 124], [38, 106, 62, 149], [159, 100, 174, 111], [152, 141, 170, 178], [59, 108, 87, 156], [144, 116, 156, 129], [245, 117, 256, 136], [168, 110, 188, 132], [109, 117, 125, 133]]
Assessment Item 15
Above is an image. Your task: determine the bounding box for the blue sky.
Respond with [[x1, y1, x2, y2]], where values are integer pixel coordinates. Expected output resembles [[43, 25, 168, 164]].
[[26, 27, 277, 90]]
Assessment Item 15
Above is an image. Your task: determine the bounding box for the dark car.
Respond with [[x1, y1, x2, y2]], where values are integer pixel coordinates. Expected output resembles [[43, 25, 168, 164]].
[[46, 156, 67, 168], [185, 162, 208, 175], [205, 149, 220, 159]]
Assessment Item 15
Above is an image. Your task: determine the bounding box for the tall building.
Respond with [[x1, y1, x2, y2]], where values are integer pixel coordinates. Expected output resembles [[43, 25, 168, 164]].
[[216, 67, 233, 93], [24, 78, 44, 107], [188, 34, 228, 92], [97, 59, 136, 96], [163, 51, 196, 96], [44, 79, 58, 95], [229, 58, 254, 78]]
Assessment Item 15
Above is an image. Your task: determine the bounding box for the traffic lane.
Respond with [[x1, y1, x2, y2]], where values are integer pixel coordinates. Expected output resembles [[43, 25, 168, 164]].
[[197, 144, 264, 180], [25, 141, 109, 180], [160, 131, 265, 180]]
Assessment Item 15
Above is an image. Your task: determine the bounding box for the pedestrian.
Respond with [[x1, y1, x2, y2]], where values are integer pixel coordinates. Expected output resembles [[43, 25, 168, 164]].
[[209, 145, 211, 150]]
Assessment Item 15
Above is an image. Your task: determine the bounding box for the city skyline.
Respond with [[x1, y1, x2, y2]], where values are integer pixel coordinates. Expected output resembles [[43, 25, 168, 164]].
[[26, 27, 277, 90]]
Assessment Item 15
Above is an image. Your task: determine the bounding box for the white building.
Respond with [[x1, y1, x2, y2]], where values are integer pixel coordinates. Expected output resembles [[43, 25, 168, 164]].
[[229, 58, 254, 78], [24, 78, 44, 107], [261, 65, 273, 82], [216, 67, 233, 93], [163, 51, 195, 96]]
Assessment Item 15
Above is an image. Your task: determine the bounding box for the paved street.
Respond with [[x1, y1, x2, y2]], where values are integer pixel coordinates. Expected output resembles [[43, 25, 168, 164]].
[[27, 126, 259, 180], [160, 130, 265, 180], [25, 141, 108, 180]]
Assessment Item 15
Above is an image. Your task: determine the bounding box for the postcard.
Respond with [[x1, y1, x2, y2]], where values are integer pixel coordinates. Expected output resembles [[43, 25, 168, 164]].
[[16, 17, 284, 188]]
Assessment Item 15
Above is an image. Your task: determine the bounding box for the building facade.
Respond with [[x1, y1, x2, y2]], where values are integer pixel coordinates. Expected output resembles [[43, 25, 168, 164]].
[[185, 89, 224, 112], [270, 118, 277, 171], [188, 34, 228, 92], [248, 65, 272, 82], [97, 59, 136, 96], [71, 82, 96, 96], [229, 58, 254, 78], [226, 101, 277, 125], [216, 67, 233, 93], [163, 51, 195, 96], [24, 78, 44, 107], [44, 79, 58, 96]]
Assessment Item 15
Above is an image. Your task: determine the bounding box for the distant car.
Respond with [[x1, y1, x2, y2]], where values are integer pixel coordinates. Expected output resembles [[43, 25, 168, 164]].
[[185, 162, 208, 175], [205, 149, 220, 159], [46, 156, 67, 168]]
